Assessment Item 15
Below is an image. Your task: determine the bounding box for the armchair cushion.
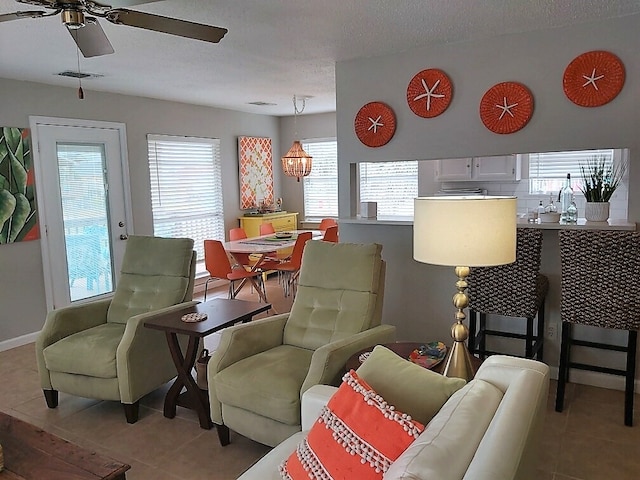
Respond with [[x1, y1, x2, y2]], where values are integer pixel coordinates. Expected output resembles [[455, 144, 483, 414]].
[[215, 345, 314, 425], [43, 323, 125, 378], [356, 345, 466, 425]]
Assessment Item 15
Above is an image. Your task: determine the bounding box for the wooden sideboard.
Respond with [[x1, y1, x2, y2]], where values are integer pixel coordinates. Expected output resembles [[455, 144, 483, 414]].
[[239, 212, 299, 237]]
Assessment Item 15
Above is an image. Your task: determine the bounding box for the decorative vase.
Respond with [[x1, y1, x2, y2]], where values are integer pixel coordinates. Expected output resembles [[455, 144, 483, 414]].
[[585, 202, 610, 222]]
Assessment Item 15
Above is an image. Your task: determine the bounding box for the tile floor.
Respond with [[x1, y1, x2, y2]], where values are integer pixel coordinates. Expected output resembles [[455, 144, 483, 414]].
[[2, 276, 640, 479]]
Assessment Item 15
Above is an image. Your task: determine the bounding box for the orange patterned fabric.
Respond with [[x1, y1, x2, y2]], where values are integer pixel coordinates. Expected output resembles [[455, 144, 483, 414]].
[[279, 370, 424, 479], [238, 136, 274, 209]]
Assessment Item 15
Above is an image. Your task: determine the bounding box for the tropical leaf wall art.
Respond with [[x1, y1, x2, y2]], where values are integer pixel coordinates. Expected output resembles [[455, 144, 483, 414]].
[[0, 127, 39, 244]]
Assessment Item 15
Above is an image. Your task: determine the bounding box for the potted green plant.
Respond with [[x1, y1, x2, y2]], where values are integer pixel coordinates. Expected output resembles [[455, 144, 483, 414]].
[[579, 155, 627, 221]]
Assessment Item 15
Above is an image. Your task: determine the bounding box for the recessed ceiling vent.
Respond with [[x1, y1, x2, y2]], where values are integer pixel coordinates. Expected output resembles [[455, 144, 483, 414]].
[[57, 71, 103, 79], [247, 101, 277, 106]]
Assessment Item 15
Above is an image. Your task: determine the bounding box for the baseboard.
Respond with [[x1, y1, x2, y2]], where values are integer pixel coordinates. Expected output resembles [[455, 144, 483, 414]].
[[0, 331, 39, 352], [547, 365, 640, 393]]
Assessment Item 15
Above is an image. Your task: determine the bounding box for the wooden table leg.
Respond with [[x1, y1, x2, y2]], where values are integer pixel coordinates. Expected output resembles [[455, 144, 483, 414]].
[[163, 332, 213, 429]]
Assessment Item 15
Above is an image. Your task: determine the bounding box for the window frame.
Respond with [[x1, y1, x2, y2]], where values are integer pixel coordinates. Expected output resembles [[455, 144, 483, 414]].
[[302, 138, 339, 221], [147, 134, 224, 276]]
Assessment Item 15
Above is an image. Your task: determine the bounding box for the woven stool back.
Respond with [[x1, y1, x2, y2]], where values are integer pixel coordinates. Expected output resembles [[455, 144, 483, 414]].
[[468, 228, 545, 318], [559, 229, 640, 331]]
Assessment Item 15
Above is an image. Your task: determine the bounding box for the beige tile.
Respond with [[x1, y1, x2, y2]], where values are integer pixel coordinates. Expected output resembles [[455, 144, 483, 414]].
[[155, 429, 270, 480], [556, 431, 640, 480]]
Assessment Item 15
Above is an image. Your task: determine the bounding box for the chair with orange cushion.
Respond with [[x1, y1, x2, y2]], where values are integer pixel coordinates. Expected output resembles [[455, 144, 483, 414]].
[[318, 218, 338, 231], [228, 227, 253, 269], [322, 225, 338, 242], [203, 240, 267, 303], [273, 232, 312, 297]]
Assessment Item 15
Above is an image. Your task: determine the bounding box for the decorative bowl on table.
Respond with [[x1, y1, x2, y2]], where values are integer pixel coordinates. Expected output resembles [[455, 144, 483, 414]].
[[275, 232, 293, 239]]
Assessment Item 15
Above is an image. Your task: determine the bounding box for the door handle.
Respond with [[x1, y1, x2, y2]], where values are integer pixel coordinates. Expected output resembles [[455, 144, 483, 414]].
[[120, 234, 128, 240]]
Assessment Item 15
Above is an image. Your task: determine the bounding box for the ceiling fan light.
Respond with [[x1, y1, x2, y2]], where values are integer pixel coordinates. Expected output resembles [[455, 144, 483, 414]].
[[281, 140, 313, 182], [62, 9, 85, 29]]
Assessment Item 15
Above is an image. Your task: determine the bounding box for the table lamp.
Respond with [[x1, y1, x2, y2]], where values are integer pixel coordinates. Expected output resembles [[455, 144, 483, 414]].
[[413, 196, 516, 381]]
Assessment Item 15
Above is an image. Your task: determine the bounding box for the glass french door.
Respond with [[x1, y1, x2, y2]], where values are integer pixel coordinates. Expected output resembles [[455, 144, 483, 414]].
[[30, 117, 132, 310]]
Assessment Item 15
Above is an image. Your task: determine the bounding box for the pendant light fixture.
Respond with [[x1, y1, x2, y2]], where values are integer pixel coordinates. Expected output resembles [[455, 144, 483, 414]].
[[282, 95, 312, 182]]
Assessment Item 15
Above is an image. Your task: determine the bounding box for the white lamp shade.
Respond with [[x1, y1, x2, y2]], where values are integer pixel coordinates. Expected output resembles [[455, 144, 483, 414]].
[[413, 196, 517, 267]]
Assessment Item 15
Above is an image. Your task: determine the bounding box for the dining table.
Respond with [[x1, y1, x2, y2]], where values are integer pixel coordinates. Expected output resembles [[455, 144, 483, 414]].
[[223, 229, 322, 274]]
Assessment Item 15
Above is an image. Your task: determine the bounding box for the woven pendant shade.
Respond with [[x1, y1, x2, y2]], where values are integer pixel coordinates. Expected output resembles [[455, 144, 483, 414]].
[[281, 140, 312, 182]]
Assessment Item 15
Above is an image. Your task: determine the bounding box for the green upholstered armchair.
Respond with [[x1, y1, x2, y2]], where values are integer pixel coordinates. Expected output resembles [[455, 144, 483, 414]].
[[208, 241, 396, 447], [35, 235, 197, 423]]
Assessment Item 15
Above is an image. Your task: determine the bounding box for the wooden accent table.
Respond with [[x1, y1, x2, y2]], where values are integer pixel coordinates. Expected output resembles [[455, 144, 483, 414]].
[[0, 411, 130, 479], [144, 299, 270, 440], [345, 342, 483, 376]]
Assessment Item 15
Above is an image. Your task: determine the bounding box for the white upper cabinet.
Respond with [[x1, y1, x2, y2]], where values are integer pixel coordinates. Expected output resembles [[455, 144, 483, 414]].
[[435, 155, 521, 182]]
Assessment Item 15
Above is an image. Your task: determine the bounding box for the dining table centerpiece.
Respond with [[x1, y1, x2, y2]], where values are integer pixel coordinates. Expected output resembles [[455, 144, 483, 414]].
[[579, 155, 627, 222]]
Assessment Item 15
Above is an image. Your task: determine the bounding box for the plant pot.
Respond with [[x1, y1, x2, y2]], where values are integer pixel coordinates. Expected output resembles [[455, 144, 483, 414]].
[[585, 202, 610, 222]]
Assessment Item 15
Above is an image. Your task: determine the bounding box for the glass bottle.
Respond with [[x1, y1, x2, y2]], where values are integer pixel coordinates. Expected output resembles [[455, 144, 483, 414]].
[[566, 195, 578, 223], [536, 200, 545, 215], [544, 195, 557, 213], [559, 173, 573, 222]]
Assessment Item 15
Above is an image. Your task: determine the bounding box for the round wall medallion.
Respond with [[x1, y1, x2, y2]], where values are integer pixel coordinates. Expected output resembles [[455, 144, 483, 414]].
[[354, 102, 396, 147], [479, 82, 534, 134], [563, 50, 625, 107], [406, 68, 453, 118]]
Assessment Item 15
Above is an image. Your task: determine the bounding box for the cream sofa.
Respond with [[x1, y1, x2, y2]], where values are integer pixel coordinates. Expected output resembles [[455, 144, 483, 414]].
[[238, 355, 550, 480]]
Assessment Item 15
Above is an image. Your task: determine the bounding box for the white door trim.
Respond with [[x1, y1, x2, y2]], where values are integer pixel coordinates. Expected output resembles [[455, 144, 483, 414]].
[[30, 116, 133, 311]]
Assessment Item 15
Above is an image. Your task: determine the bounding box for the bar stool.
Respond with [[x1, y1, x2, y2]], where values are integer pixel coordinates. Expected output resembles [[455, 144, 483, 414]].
[[555, 229, 640, 426], [467, 228, 548, 361]]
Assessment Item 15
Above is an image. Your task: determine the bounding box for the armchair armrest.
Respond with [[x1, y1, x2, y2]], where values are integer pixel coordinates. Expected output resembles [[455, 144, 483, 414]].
[[117, 301, 199, 403], [301, 324, 396, 393], [36, 298, 112, 390], [208, 313, 289, 424]]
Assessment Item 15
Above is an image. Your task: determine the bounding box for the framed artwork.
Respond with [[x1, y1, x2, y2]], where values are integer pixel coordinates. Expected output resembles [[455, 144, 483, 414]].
[[406, 68, 453, 118], [354, 102, 396, 147], [238, 136, 274, 209], [563, 50, 625, 107], [479, 82, 534, 134], [1, 126, 39, 244]]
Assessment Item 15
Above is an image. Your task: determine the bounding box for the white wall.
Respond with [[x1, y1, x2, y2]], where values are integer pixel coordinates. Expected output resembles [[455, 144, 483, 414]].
[[0, 78, 280, 346], [336, 14, 640, 385]]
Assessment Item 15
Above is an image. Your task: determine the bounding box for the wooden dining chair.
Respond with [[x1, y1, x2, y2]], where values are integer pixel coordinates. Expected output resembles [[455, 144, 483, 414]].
[[204, 240, 267, 302], [273, 232, 312, 297], [322, 225, 338, 242], [319, 218, 338, 231]]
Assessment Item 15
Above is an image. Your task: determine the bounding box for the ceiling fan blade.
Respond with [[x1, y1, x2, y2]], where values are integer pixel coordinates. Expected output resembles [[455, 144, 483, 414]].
[[0, 11, 46, 23], [106, 9, 227, 43], [67, 21, 115, 57]]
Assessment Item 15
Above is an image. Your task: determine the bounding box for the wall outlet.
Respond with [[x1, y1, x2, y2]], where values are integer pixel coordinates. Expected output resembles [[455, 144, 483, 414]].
[[546, 324, 556, 339]]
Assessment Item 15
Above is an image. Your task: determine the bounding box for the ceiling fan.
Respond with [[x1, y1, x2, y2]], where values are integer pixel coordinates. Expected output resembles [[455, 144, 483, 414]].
[[0, 0, 228, 57]]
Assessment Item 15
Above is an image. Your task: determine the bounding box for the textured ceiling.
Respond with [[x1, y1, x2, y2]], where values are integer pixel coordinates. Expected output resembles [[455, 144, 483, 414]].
[[1, 0, 640, 116]]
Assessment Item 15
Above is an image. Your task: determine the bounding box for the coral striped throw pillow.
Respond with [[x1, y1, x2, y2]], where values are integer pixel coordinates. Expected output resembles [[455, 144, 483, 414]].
[[279, 370, 424, 479]]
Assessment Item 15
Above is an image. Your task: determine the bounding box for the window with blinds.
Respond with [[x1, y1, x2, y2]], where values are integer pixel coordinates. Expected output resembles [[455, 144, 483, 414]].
[[528, 148, 618, 195], [147, 134, 224, 266], [359, 161, 418, 217], [302, 139, 338, 219]]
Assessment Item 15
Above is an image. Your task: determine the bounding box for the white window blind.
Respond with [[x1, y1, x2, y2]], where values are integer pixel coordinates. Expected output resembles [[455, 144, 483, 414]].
[[302, 139, 338, 219], [529, 148, 615, 195], [359, 161, 418, 217], [147, 134, 224, 264]]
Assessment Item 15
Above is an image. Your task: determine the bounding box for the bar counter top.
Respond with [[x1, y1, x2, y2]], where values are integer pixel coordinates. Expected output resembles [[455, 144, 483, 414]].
[[340, 216, 636, 231], [517, 218, 636, 231]]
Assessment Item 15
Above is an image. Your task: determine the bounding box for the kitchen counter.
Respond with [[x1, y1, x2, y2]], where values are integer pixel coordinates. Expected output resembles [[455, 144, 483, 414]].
[[518, 218, 636, 231], [340, 216, 636, 231]]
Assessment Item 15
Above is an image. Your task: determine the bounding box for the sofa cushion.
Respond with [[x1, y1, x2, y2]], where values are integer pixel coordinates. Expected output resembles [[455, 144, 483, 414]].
[[42, 323, 126, 378], [356, 345, 466, 425], [279, 370, 424, 479], [384, 378, 503, 480], [214, 345, 314, 425]]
